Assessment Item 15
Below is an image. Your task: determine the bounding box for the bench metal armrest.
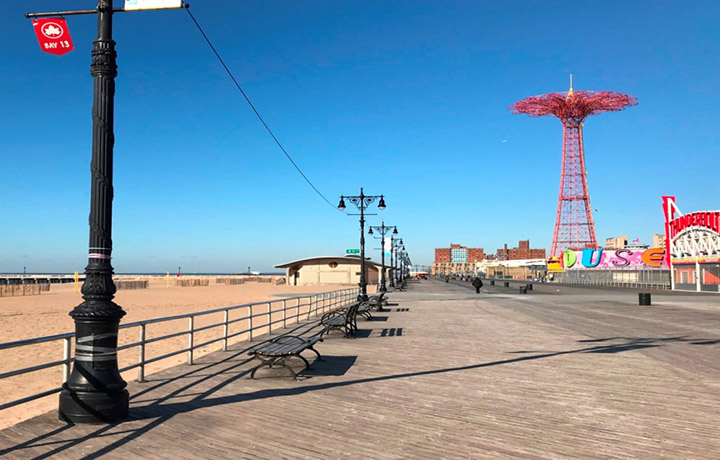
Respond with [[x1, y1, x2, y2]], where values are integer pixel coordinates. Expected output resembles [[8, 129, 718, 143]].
[[272, 335, 323, 346]]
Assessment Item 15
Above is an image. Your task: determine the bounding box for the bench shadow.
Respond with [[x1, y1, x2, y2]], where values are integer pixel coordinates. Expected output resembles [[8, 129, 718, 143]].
[[353, 329, 373, 338], [303, 355, 357, 377], [364, 316, 388, 322]]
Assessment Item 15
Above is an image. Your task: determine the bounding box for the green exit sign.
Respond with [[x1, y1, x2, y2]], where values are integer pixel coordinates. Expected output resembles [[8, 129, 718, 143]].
[[346, 249, 360, 254]]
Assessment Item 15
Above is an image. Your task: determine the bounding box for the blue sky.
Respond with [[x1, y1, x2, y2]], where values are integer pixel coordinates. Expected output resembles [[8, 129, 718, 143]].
[[1, 1, 719, 273]]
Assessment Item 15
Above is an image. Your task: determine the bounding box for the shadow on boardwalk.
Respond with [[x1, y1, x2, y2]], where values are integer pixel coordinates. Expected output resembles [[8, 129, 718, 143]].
[[2, 333, 716, 460]]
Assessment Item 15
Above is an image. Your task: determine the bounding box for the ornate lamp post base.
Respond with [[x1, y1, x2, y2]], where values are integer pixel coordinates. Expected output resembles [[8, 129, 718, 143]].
[[59, 308, 128, 424], [59, 388, 128, 424]]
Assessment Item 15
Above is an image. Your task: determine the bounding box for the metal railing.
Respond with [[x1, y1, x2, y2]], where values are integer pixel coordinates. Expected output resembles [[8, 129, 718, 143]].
[[0, 287, 359, 412], [558, 279, 670, 290], [479, 277, 670, 290]]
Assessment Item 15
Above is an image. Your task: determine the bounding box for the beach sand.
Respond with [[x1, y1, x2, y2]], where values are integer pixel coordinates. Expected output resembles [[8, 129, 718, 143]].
[[0, 277, 364, 430]]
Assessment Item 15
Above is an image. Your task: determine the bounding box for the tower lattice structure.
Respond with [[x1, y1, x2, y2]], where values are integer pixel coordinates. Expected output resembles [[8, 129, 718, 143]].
[[510, 81, 637, 257]]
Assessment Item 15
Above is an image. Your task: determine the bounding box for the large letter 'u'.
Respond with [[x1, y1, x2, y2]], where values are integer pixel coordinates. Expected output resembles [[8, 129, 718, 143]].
[[581, 248, 603, 268]]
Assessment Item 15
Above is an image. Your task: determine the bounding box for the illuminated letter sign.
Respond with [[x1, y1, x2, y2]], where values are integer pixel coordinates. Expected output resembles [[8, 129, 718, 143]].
[[562, 248, 667, 270], [641, 248, 665, 267], [581, 248, 603, 268], [612, 249, 632, 267]]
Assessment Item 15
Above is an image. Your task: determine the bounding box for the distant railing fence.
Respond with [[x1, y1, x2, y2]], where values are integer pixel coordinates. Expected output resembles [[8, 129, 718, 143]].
[[0, 284, 50, 297], [175, 279, 210, 287], [556, 269, 671, 289], [115, 280, 149, 290], [216, 278, 245, 285], [0, 287, 359, 413]]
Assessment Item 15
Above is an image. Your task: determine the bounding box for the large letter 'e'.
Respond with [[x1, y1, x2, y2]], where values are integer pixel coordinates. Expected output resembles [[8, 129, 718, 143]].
[[641, 248, 665, 267]]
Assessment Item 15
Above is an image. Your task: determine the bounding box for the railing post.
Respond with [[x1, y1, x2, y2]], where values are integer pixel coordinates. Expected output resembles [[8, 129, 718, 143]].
[[138, 324, 146, 382], [308, 295, 314, 320], [248, 305, 253, 341], [267, 302, 272, 335], [296, 298, 300, 325], [222, 310, 229, 352], [62, 337, 72, 384], [187, 317, 194, 365], [282, 299, 287, 328]]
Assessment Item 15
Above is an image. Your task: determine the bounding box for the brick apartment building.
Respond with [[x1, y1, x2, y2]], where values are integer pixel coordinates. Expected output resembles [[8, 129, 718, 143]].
[[496, 240, 546, 260], [434, 244, 485, 263], [433, 241, 546, 275], [433, 243, 486, 275]]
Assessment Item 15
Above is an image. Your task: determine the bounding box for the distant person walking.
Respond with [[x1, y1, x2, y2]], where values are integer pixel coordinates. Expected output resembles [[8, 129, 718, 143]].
[[445, 275, 450, 283], [472, 277, 483, 294]]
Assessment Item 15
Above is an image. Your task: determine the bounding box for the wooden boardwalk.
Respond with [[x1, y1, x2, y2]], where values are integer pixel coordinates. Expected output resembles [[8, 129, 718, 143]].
[[1, 280, 719, 459]]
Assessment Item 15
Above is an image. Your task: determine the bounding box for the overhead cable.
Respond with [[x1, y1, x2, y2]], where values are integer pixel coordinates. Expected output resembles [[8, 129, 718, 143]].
[[186, 9, 339, 211]]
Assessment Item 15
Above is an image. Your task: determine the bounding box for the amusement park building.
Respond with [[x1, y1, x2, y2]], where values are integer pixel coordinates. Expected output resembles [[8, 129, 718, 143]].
[[663, 196, 720, 292], [547, 197, 718, 293]]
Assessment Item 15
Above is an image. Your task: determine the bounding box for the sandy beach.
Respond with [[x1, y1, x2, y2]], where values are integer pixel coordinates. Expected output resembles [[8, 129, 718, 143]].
[[0, 277, 363, 430]]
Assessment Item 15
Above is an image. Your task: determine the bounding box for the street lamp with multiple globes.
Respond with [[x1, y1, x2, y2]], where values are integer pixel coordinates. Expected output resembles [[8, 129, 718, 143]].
[[392, 238, 403, 287], [338, 188, 386, 300], [403, 252, 412, 282], [398, 249, 407, 284], [387, 234, 399, 288], [367, 221, 398, 292]]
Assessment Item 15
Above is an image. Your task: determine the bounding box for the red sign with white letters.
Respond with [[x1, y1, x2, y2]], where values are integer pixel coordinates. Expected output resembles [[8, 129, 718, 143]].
[[32, 18, 74, 55]]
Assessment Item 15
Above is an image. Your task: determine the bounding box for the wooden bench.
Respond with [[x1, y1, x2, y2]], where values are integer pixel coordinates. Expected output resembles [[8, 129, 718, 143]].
[[248, 334, 323, 379], [320, 301, 361, 338]]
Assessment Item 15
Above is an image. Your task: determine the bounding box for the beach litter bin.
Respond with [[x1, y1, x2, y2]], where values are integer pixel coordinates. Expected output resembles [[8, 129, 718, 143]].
[[503, 281, 509, 287], [526, 283, 533, 291], [639, 293, 651, 305], [519, 286, 527, 294], [490, 280, 495, 286]]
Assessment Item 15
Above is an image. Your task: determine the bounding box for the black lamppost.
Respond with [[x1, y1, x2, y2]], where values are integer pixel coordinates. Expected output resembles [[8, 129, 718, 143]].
[[403, 253, 411, 281], [388, 236, 399, 288], [398, 250, 406, 283], [26, 0, 185, 425], [392, 239, 403, 286], [338, 188, 386, 300], [57, 0, 127, 424], [368, 221, 397, 292]]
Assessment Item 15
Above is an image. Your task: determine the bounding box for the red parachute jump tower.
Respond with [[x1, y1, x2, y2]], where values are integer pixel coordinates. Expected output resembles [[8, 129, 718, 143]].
[[510, 77, 637, 257]]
